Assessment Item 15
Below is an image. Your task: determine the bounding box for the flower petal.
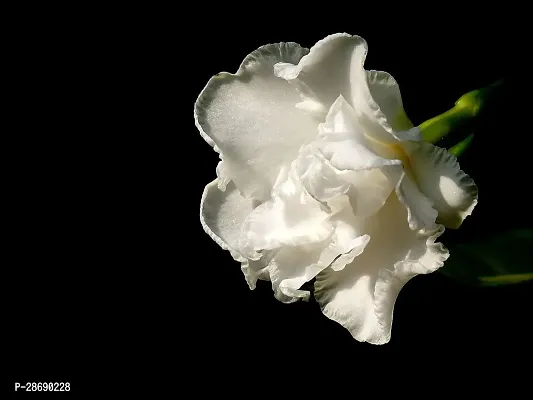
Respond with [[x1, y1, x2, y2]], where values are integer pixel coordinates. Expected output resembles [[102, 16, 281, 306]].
[[268, 195, 369, 303], [241, 252, 274, 290], [200, 179, 256, 262], [200, 179, 272, 289], [274, 33, 367, 120], [302, 96, 403, 218], [314, 194, 449, 344], [395, 172, 438, 231], [270, 233, 369, 303], [316, 96, 402, 171], [296, 150, 350, 203], [238, 161, 371, 303], [195, 42, 318, 201], [366, 70, 414, 132], [238, 166, 334, 259], [296, 148, 401, 219], [274, 34, 415, 144], [406, 142, 478, 229]]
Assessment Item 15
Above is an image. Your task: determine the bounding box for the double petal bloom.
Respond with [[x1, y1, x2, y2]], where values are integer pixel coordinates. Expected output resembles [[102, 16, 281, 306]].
[[196, 33, 478, 344]]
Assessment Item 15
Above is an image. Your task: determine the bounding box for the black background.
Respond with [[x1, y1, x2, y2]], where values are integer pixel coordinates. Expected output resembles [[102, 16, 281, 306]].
[[7, 6, 532, 397]]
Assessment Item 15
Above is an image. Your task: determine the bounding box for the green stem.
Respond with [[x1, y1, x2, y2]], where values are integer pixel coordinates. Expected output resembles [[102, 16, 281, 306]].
[[448, 133, 475, 157], [479, 273, 533, 286], [419, 79, 505, 144]]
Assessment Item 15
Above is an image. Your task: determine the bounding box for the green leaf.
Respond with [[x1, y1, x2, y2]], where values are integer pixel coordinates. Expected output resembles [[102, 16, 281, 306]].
[[440, 229, 533, 286]]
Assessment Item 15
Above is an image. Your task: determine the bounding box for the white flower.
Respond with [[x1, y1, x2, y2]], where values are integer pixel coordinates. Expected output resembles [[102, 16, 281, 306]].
[[196, 33, 478, 344]]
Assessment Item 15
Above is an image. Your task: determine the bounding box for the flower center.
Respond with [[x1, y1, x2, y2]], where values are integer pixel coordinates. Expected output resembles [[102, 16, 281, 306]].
[[362, 133, 417, 182], [362, 133, 409, 164]]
